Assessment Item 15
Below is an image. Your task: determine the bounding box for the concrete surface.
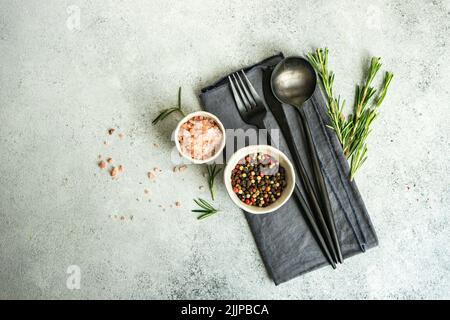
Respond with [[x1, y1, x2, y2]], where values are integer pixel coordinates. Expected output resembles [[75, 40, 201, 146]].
[[0, 0, 449, 299]]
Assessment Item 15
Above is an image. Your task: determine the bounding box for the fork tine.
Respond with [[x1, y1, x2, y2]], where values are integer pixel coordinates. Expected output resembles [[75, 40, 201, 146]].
[[240, 70, 262, 104], [228, 75, 247, 114], [232, 73, 251, 111], [236, 71, 256, 108]]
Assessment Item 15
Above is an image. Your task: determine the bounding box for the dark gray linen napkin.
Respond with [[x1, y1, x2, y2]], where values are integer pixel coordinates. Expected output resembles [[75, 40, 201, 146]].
[[200, 53, 378, 285]]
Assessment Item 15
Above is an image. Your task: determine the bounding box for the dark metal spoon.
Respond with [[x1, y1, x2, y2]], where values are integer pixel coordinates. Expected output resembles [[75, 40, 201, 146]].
[[270, 56, 343, 264]]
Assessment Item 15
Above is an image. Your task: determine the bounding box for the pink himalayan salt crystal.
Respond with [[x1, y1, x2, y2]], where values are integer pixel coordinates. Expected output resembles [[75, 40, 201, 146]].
[[178, 116, 223, 160]]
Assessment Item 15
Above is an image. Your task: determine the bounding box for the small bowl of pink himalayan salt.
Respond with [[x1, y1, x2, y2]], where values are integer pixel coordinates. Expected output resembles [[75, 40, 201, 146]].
[[174, 111, 226, 164]]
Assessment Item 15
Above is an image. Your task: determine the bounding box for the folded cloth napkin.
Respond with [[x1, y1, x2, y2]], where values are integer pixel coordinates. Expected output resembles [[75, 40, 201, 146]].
[[200, 53, 378, 285]]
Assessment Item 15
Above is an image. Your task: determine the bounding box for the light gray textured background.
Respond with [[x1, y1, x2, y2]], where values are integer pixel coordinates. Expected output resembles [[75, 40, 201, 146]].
[[0, 0, 449, 299]]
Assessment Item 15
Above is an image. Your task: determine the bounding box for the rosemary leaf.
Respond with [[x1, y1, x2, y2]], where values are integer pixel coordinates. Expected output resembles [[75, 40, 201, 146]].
[[198, 198, 214, 210], [152, 87, 186, 125], [206, 164, 222, 200], [191, 198, 220, 220], [152, 107, 180, 125], [197, 212, 216, 220], [193, 198, 205, 209]]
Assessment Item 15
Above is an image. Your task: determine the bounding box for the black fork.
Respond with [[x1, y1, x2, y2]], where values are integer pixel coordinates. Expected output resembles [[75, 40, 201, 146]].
[[228, 70, 337, 269], [228, 71, 267, 130]]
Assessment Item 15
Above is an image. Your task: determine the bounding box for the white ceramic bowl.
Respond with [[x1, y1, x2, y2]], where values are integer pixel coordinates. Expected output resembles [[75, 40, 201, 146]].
[[174, 111, 226, 164], [224, 145, 295, 214]]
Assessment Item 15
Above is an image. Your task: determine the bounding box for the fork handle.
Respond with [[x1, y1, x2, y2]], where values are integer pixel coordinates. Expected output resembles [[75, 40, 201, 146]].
[[254, 119, 273, 146]]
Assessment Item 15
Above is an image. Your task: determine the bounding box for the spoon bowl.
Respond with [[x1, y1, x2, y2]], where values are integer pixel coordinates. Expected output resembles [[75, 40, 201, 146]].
[[270, 57, 317, 107]]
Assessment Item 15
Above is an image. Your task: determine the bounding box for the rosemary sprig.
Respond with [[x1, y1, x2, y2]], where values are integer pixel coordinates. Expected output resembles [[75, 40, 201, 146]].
[[307, 48, 393, 180], [191, 198, 220, 220], [307, 48, 352, 150], [152, 87, 186, 125], [206, 164, 222, 200], [347, 63, 393, 178]]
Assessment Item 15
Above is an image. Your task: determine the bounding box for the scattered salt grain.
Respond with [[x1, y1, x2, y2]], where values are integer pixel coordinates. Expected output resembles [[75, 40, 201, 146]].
[[110, 167, 118, 177], [98, 160, 107, 169]]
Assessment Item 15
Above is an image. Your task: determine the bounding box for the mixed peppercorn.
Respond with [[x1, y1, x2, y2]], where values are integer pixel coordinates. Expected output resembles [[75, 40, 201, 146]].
[[231, 152, 287, 207]]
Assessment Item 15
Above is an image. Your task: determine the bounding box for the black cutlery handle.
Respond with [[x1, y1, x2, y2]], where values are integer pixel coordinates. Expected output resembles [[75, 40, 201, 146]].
[[276, 120, 339, 264], [293, 184, 336, 269], [260, 101, 339, 265], [298, 108, 343, 263], [262, 118, 338, 268], [297, 158, 340, 264]]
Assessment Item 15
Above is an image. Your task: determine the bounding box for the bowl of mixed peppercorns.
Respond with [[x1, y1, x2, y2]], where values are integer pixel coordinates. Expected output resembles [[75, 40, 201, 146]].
[[224, 145, 295, 214]]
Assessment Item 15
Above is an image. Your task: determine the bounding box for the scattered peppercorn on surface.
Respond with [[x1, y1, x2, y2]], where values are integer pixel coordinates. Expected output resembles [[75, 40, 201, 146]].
[[231, 152, 287, 207]]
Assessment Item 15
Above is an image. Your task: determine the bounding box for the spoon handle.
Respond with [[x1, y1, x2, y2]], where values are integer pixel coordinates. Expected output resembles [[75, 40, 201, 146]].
[[297, 107, 343, 263]]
